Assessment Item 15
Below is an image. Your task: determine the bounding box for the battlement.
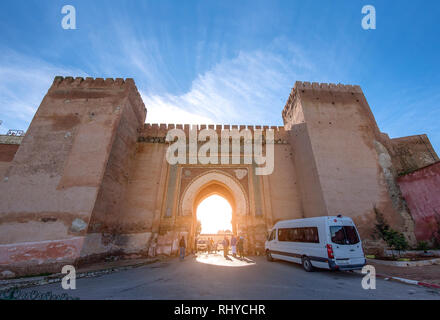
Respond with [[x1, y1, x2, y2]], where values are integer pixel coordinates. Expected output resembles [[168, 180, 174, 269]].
[[143, 123, 285, 131], [50, 76, 137, 89], [0, 135, 24, 145], [282, 81, 364, 124], [139, 123, 288, 143], [47, 76, 146, 125], [293, 81, 362, 93]]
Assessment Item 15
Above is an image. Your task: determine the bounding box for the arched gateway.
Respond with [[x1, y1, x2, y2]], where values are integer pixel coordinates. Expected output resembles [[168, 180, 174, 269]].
[[154, 165, 272, 256], [179, 170, 249, 250], [1, 77, 435, 277]]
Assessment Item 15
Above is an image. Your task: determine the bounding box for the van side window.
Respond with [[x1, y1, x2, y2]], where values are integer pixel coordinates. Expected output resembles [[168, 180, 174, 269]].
[[278, 227, 319, 243], [278, 228, 289, 241], [304, 227, 319, 243], [290, 228, 304, 242]]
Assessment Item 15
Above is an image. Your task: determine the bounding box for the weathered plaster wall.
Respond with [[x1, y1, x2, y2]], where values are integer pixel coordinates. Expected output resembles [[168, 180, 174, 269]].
[[0, 76, 145, 275], [267, 144, 303, 222], [289, 122, 329, 218], [0, 144, 19, 162], [117, 143, 167, 233], [1, 77, 437, 277], [398, 162, 440, 242], [0, 136, 23, 179], [0, 145, 17, 178], [0, 237, 84, 276], [134, 124, 297, 255], [0, 162, 11, 179], [84, 141, 168, 259], [88, 89, 147, 235], [282, 82, 414, 242], [388, 134, 438, 175], [283, 91, 329, 218]]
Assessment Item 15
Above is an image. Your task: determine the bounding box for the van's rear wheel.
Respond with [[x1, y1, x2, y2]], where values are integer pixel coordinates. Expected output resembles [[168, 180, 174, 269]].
[[302, 257, 314, 272], [266, 250, 274, 262]]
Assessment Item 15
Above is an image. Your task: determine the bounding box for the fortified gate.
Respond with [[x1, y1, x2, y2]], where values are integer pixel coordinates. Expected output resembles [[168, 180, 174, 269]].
[[0, 76, 438, 276]]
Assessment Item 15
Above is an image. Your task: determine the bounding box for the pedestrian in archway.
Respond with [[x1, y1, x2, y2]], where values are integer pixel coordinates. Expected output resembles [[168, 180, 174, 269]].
[[238, 236, 245, 260], [179, 236, 186, 261], [207, 237, 212, 253], [194, 236, 198, 254], [210, 238, 215, 254], [222, 236, 230, 258], [231, 235, 237, 257]]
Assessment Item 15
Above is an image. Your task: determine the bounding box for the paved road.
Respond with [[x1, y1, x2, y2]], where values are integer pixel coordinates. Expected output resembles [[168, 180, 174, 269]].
[[22, 253, 440, 299]]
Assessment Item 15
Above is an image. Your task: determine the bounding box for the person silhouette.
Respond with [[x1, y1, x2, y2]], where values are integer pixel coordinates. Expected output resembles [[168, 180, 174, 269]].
[[179, 236, 186, 261]]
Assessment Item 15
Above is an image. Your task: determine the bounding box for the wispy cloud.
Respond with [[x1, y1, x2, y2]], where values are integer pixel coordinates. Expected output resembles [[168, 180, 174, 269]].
[[0, 37, 320, 130], [141, 40, 317, 125], [0, 49, 86, 134], [1, 28, 437, 153]]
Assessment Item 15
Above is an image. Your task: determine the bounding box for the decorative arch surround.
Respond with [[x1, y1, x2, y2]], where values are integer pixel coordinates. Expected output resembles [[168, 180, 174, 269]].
[[179, 169, 249, 217]]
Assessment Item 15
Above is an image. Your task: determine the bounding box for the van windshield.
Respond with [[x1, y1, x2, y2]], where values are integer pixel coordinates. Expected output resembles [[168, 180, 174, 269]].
[[330, 226, 360, 245]]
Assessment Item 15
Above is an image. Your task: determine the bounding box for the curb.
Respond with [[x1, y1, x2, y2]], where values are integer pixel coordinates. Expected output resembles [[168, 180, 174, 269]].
[[379, 274, 440, 289], [353, 270, 440, 289], [0, 258, 160, 293]]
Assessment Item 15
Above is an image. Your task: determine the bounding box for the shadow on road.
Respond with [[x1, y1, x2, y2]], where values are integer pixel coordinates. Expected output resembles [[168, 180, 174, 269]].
[[193, 252, 256, 267]]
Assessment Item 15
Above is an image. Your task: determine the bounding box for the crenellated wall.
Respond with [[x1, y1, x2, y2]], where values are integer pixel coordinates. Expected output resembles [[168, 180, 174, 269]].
[[0, 135, 23, 178], [388, 134, 438, 175], [139, 123, 289, 143], [0, 76, 146, 275], [0, 77, 438, 277], [281, 81, 430, 246]]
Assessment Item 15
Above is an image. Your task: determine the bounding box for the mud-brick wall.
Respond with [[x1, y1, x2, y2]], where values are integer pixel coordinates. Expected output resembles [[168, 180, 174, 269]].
[[398, 162, 440, 242], [0, 77, 145, 276], [390, 135, 438, 175], [80, 141, 168, 259], [282, 81, 412, 241], [81, 86, 150, 260], [0, 143, 19, 163], [267, 144, 303, 222], [88, 89, 148, 234], [0, 135, 23, 177]]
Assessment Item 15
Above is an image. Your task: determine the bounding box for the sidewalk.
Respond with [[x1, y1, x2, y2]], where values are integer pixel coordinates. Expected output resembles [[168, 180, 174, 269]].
[[365, 261, 440, 288], [0, 256, 161, 292]]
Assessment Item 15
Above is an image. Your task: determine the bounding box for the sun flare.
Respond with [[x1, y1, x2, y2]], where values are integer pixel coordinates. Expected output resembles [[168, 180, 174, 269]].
[[196, 195, 232, 234]]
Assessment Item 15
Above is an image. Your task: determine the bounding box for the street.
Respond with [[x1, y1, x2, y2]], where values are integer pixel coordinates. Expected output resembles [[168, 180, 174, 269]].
[[21, 253, 440, 299]]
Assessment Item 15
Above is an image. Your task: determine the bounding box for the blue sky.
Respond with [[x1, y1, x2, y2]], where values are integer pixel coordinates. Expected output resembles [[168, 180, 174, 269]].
[[0, 0, 439, 151]]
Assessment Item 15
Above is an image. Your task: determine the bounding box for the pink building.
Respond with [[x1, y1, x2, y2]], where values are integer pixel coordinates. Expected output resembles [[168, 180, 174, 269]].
[[398, 162, 440, 242]]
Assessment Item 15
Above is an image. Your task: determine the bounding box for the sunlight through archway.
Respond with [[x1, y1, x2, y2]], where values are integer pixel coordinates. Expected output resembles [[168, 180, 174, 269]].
[[196, 195, 232, 234]]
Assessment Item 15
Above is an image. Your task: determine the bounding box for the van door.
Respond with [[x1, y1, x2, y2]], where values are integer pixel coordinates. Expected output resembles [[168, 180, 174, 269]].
[[272, 228, 290, 261], [267, 229, 276, 249], [267, 229, 278, 254], [329, 225, 365, 266]]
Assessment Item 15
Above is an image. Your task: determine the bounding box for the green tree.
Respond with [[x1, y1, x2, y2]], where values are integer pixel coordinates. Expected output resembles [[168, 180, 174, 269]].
[[416, 241, 429, 251], [373, 206, 409, 258]]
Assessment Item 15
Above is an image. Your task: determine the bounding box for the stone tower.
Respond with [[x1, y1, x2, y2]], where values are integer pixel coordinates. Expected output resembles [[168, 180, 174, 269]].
[[0, 77, 146, 275], [282, 81, 418, 246]]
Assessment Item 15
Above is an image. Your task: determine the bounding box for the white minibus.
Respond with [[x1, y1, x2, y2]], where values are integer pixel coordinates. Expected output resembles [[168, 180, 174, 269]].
[[265, 215, 366, 271]]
